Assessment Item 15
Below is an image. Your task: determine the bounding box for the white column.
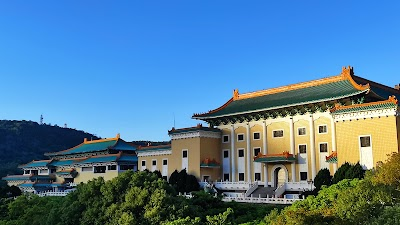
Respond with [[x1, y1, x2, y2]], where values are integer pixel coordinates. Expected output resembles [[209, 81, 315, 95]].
[[246, 123, 252, 183], [263, 121, 268, 186], [330, 116, 338, 173], [309, 114, 317, 180], [289, 117, 296, 182], [230, 125, 236, 182]]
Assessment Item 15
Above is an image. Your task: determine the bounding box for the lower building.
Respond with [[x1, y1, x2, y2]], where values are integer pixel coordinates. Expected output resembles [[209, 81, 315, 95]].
[[2, 134, 138, 194]]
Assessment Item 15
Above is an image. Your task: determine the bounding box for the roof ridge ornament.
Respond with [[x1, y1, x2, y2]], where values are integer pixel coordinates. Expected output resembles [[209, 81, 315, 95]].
[[341, 65, 370, 91], [233, 89, 240, 100]]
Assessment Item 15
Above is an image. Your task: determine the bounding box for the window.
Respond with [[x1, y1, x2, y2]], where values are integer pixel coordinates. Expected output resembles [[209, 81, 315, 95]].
[[238, 149, 244, 157], [254, 148, 261, 156], [120, 165, 135, 170], [50, 169, 56, 174], [320, 143, 328, 153], [39, 169, 48, 174], [273, 130, 284, 138], [253, 132, 260, 140], [162, 176, 168, 180], [94, 166, 106, 173], [182, 150, 188, 158], [203, 175, 210, 182], [299, 145, 307, 154], [223, 173, 230, 181], [239, 173, 245, 181], [223, 150, 229, 158], [24, 170, 30, 175], [300, 172, 308, 181], [163, 159, 168, 165], [318, 125, 327, 134], [108, 165, 117, 170], [255, 173, 261, 181], [152, 160, 157, 166], [223, 135, 229, 143], [81, 167, 92, 172], [237, 134, 244, 142], [360, 136, 371, 147], [141, 161, 146, 167], [298, 127, 306, 136]]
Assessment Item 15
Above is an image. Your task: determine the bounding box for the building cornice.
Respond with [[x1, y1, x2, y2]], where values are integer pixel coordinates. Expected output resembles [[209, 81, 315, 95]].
[[136, 150, 172, 157], [170, 130, 221, 140], [332, 107, 398, 122]]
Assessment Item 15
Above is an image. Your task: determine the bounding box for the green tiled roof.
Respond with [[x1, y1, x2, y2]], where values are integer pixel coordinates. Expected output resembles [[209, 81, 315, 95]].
[[45, 139, 136, 156], [136, 145, 171, 152], [118, 155, 138, 162], [331, 101, 397, 114], [193, 80, 367, 119], [254, 156, 296, 163], [20, 160, 50, 168], [168, 127, 221, 134], [78, 156, 118, 164], [2, 175, 31, 181], [49, 160, 76, 167], [326, 157, 338, 163]]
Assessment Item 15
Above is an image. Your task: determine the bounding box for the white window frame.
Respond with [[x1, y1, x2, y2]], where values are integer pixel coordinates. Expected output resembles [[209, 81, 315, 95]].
[[152, 159, 157, 166], [223, 149, 229, 158], [272, 129, 284, 138], [298, 127, 306, 136], [237, 133, 245, 142], [299, 172, 308, 181], [253, 147, 261, 157], [238, 148, 245, 158], [359, 135, 372, 148], [253, 132, 261, 140], [319, 142, 328, 153], [182, 149, 188, 158], [238, 173, 245, 181], [318, 125, 328, 134], [298, 144, 307, 154], [162, 159, 168, 166], [141, 160, 146, 167], [222, 135, 229, 143], [81, 166, 93, 172]]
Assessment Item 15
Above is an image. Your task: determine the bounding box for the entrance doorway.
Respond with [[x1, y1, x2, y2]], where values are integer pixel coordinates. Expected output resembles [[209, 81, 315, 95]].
[[272, 165, 288, 187]]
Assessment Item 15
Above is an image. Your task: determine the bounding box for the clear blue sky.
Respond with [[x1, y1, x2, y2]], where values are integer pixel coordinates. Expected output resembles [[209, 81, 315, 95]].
[[0, 1, 399, 141]]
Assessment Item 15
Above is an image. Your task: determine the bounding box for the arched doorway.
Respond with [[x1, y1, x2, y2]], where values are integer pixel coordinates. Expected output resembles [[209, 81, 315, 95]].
[[271, 165, 288, 187]]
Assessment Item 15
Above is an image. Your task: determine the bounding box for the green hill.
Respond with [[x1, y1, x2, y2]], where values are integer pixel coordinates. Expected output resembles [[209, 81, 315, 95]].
[[0, 120, 99, 181]]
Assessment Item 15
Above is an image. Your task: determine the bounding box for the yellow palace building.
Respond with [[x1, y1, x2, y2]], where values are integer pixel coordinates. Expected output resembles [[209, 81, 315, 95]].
[[139, 66, 400, 196]]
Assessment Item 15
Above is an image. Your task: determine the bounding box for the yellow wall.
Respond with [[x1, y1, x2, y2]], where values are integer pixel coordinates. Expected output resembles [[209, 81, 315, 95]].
[[314, 116, 334, 173], [171, 137, 201, 178], [336, 116, 399, 167], [139, 154, 170, 173], [74, 167, 119, 183], [267, 121, 290, 155], [293, 119, 311, 181], [199, 138, 221, 181]]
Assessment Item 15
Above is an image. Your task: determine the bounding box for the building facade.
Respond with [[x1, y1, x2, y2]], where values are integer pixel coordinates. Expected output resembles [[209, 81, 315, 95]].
[[2, 134, 138, 193]]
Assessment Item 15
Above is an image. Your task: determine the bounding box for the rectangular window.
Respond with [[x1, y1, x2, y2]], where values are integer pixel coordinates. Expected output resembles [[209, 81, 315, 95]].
[[24, 170, 30, 175], [237, 134, 244, 142], [273, 130, 284, 138], [223, 135, 229, 143], [320, 143, 328, 153], [318, 125, 327, 134], [360, 136, 371, 147], [152, 160, 157, 166], [163, 159, 168, 165], [299, 144, 307, 154], [107, 165, 117, 171], [141, 160, 146, 167], [39, 169, 48, 174], [50, 169, 56, 174], [182, 150, 188, 158], [239, 173, 245, 181], [298, 127, 306, 136], [253, 132, 260, 140], [223, 150, 229, 158], [300, 172, 308, 181], [238, 149, 244, 157], [120, 165, 135, 170], [223, 173, 230, 181], [94, 166, 106, 173], [255, 173, 261, 181], [162, 176, 168, 180], [254, 147, 261, 156], [81, 167, 92, 172]]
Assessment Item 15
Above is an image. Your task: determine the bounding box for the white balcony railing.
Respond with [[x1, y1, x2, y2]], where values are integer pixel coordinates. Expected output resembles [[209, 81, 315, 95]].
[[213, 181, 252, 190], [222, 196, 302, 205], [285, 182, 315, 191]]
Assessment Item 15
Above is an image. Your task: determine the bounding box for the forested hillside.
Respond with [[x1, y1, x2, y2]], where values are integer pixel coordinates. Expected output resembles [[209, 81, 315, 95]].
[[0, 120, 98, 180]]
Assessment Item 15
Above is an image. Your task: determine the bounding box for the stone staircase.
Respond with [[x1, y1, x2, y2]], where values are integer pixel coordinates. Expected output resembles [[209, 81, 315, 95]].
[[248, 186, 276, 198]]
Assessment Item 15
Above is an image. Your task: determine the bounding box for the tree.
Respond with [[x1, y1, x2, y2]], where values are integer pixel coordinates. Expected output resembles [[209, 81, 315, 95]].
[[332, 162, 351, 184], [372, 152, 400, 189], [313, 168, 332, 190]]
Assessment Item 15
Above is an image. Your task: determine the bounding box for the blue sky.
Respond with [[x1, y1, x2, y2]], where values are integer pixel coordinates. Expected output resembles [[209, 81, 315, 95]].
[[0, 1, 399, 141]]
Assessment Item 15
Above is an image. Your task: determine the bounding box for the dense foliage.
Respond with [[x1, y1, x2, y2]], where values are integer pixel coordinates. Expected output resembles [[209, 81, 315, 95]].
[[0, 170, 279, 225], [0, 120, 98, 181], [263, 154, 400, 225]]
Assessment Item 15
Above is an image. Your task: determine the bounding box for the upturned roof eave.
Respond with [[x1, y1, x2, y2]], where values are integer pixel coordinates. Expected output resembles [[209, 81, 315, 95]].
[[193, 89, 369, 120]]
